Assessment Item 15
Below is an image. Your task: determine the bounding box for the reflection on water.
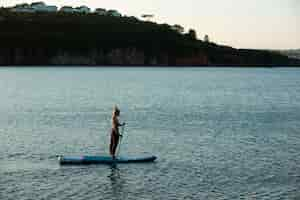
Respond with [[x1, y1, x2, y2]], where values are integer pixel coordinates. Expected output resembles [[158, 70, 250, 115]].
[[108, 165, 126, 200]]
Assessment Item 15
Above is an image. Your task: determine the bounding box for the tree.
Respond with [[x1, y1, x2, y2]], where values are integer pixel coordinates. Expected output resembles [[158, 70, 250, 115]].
[[187, 29, 197, 40], [172, 24, 184, 34], [141, 14, 154, 21], [204, 34, 209, 43]]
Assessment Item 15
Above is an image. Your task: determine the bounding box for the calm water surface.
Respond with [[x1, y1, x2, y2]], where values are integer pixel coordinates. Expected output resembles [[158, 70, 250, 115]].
[[0, 67, 300, 200]]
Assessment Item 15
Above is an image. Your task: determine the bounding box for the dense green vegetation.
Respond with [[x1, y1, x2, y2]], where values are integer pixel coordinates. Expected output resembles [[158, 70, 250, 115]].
[[0, 8, 298, 65], [0, 9, 197, 51]]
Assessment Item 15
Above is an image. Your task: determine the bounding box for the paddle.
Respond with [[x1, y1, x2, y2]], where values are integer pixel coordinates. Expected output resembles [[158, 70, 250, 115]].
[[116, 123, 125, 158]]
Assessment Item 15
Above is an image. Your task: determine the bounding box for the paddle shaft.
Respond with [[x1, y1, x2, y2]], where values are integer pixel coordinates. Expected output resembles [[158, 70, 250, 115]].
[[116, 124, 125, 158]]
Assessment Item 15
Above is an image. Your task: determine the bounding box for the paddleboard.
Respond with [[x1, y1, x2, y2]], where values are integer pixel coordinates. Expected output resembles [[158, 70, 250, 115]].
[[58, 155, 157, 165]]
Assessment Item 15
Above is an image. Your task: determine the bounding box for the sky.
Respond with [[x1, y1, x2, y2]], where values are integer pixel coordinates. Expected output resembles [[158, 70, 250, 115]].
[[1, 0, 299, 49]]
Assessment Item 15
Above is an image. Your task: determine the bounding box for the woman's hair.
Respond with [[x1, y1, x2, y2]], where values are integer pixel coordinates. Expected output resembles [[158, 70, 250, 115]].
[[113, 105, 120, 116]]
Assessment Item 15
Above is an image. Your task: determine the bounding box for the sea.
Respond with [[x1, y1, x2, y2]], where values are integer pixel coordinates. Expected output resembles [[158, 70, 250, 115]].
[[0, 67, 300, 200]]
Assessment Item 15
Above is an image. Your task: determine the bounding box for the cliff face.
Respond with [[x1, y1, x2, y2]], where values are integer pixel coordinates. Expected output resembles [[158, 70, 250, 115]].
[[175, 53, 209, 65], [0, 48, 209, 66]]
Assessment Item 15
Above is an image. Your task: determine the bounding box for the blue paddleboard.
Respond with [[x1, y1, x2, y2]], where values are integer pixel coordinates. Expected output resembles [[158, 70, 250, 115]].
[[58, 155, 157, 165]]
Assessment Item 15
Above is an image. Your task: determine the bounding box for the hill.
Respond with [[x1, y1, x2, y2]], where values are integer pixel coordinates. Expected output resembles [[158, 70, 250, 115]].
[[0, 9, 299, 66]]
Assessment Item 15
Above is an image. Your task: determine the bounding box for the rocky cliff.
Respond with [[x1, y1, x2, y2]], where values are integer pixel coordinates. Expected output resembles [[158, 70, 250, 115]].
[[0, 47, 210, 66]]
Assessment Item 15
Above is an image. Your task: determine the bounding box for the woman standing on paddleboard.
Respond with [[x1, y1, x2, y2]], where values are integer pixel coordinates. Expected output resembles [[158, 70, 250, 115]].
[[110, 106, 125, 159]]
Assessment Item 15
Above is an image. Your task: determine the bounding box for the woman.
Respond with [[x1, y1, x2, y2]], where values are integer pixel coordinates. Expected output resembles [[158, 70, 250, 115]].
[[110, 106, 125, 159]]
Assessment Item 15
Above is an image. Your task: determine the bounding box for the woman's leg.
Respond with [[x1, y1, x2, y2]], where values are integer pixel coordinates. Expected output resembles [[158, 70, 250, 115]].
[[111, 134, 119, 158], [109, 134, 114, 156], [109, 129, 116, 156]]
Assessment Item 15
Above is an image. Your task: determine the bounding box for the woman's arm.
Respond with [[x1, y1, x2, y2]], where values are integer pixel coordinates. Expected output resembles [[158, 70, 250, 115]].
[[118, 122, 125, 127], [115, 117, 125, 127]]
